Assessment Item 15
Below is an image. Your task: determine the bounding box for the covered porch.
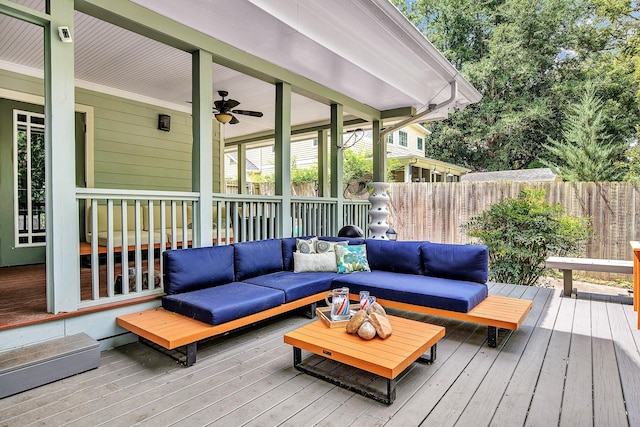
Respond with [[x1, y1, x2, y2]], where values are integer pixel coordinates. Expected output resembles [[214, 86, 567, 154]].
[[1, 283, 639, 426], [0, 0, 481, 351]]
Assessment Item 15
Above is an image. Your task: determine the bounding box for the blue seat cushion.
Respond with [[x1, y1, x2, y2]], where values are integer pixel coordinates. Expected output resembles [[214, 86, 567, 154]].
[[365, 239, 424, 274], [243, 271, 338, 302], [163, 245, 235, 295], [421, 242, 489, 284], [234, 239, 284, 281], [331, 270, 488, 313], [162, 282, 285, 325], [282, 236, 313, 271]]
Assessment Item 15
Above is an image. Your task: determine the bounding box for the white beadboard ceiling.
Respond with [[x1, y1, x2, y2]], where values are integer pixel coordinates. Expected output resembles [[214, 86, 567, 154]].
[[0, 0, 481, 141]]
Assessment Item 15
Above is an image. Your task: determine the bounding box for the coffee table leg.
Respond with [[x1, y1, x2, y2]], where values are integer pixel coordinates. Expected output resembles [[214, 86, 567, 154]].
[[418, 343, 437, 364], [293, 347, 302, 367], [387, 378, 397, 404], [488, 326, 497, 347]]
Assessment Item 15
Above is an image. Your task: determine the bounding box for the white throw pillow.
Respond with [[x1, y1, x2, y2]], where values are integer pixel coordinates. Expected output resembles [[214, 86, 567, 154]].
[[293, 252, 337, 273]]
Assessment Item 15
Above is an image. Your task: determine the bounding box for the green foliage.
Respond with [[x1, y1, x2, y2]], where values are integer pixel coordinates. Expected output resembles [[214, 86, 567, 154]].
[[392, 0, 640, 174], [545, 81, 628, 181], [343, 148, 402, 183], [290, 160, 318, 184], [463, 188, 592, 286]]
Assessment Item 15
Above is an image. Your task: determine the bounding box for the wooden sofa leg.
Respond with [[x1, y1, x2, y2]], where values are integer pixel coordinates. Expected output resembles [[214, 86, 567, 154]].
[[488, 326, 498, 347]]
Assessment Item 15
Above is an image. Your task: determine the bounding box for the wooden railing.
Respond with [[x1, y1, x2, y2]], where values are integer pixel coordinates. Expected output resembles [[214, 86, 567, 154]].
[[75, 189, 371, 308]]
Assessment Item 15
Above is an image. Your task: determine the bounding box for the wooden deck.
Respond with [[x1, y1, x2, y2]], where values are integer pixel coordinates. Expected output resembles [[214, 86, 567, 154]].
[[1, 283, 639, 426]]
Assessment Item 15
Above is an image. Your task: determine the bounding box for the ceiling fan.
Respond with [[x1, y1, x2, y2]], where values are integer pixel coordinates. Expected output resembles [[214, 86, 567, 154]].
[[213, 90, 263, 124]]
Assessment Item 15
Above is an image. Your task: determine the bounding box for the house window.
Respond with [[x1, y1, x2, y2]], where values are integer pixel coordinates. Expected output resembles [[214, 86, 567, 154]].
[[386, 133, 394, 145], [417, 137, 423, 151], [14, 110, 46, 246], [399, 131, 408, 147], [312, 138, 318, 147]]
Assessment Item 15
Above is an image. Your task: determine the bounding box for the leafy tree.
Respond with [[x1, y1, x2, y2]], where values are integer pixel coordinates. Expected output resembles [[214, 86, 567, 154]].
[[544, 81, 628, 181], [392, 0, 640, 173], [343, 148, 403, 183], [463, 188, 592, 286]]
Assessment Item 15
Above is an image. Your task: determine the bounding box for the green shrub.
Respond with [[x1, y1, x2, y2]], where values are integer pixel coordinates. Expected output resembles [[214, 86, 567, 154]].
[[462, 188, 592, 286]]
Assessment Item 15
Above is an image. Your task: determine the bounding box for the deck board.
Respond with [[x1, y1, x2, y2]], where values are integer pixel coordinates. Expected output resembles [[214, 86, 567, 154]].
[[0, 284, 636, 427]]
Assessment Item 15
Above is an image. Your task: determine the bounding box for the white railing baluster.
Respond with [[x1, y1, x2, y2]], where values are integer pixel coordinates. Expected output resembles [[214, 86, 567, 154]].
[[90, 198, 99, 300], [106, 199, 115, 298]]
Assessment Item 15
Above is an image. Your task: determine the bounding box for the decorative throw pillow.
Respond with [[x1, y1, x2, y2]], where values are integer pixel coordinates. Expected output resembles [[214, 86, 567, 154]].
[[335, 244, 371, 274], [296, 237, 317, 254], [293, 252, 338, 272], [315, 239, 348, 254]]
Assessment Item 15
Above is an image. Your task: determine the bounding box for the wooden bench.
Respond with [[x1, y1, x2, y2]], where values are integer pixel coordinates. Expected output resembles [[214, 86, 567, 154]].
[[545, 256, 633, 297], [116, 292, 325, 366], [364, 295, 533, 347]]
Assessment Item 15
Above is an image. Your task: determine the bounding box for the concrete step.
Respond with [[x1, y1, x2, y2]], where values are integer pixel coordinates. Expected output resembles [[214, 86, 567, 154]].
[[0, 333, 100, 398]]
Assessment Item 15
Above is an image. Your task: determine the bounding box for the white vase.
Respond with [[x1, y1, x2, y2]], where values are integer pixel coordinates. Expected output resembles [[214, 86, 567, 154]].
[[367, 182, 390, 239]]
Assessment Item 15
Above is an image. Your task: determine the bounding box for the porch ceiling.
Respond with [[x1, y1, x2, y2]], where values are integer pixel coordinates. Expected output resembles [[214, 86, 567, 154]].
[[0, 0, 481, 142]]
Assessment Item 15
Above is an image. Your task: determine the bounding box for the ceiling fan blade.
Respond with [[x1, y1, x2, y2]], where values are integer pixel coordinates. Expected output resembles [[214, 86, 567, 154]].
[[232, 109, 263, 117], [229, 114, 240, 124], [213, 100, 224, 110], [225, 99, 241, 109]]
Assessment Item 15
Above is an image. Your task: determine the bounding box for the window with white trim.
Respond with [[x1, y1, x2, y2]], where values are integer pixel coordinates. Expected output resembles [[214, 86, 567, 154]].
[[417, 137, 423, 151], [399, 131, 408, 147], [386, 133, 394, 145], [14, 110, 46, 246]]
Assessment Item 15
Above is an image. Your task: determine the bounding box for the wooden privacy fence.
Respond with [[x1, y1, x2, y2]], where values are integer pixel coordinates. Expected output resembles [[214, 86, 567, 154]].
[[387, 181, 640, 281]]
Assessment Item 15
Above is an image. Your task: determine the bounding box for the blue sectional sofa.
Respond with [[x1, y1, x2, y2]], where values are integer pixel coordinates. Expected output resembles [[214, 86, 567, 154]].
[[116, 236, 531, 366], [162, 237, 490, 327]]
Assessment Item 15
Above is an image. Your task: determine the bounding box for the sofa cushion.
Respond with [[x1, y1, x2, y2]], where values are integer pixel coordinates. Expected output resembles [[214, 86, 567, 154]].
[[315, 240, 348, 254], [319, 236, 365, 245], [422, 242, 489, 284], [234, 239, 284, 281], [244, 271, 338, 302], [281, 237, 298, 271], [331, 270, 488, 313], [293, 252, 337, 272], [365, 239, 424, 274], [296, 237, 318, 253], [335, 244, 371, 273], [163, 245, 235, 294], [162, 282, 285, 325]]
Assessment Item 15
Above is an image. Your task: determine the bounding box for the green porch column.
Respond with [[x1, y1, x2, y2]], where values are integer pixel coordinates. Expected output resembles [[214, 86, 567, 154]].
[[330, 103, 344, 232], [237, 144, 247, 194], [274, 82, 292, 237], [317, 129, 329, 197], [45, 0, 79, 313], [371, 120, 385, 182], [192, 49, 213, 247]]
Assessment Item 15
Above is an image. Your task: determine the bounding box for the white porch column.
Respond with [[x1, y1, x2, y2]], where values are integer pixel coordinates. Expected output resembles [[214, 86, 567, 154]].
[[274, 82, 292, 237], [45, 0, 80, 313], [330, 103, 344, 232], [192, 49, 213, 247]]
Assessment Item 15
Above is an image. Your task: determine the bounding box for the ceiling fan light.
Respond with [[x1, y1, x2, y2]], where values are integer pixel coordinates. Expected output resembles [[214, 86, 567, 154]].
[[215, 113, 233, 124]]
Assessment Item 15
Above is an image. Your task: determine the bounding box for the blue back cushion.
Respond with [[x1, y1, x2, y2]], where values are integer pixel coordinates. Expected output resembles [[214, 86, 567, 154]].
[[163, 245, 235, 294], [319, 236, 365, 245], [365, 239, 424, 274], [282, 236, 314, 271], [421, 242, 489, 284], [234, 239, 284, 281]]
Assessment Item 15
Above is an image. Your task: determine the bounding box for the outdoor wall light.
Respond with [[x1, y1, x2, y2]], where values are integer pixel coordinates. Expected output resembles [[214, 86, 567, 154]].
[[58, 26, 73, 43], [215, 113, 233, 124], [158, 114, 171, 132]]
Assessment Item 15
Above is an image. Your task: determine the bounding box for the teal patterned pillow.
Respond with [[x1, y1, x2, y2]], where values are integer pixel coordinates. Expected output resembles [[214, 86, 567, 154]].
[[335, 244, 371, 274], [296, 237, 317, 254], [315, 240, 347, 254]]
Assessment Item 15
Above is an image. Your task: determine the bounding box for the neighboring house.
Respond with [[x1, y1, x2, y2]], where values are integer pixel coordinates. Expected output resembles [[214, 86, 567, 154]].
[[461, 168, 560, 183], [226, 124, 470, 183], [0, 0, 480, 353]]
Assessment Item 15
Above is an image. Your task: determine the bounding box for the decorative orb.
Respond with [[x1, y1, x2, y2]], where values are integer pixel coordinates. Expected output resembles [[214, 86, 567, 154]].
[[338, 225, 364, 238]]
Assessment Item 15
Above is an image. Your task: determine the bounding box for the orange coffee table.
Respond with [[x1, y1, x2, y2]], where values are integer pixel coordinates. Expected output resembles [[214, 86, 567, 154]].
[[283, 315, 445, 404]]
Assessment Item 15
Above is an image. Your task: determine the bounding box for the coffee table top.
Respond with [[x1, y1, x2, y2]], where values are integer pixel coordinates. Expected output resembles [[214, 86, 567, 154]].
[[284, 315, 445, 379]]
